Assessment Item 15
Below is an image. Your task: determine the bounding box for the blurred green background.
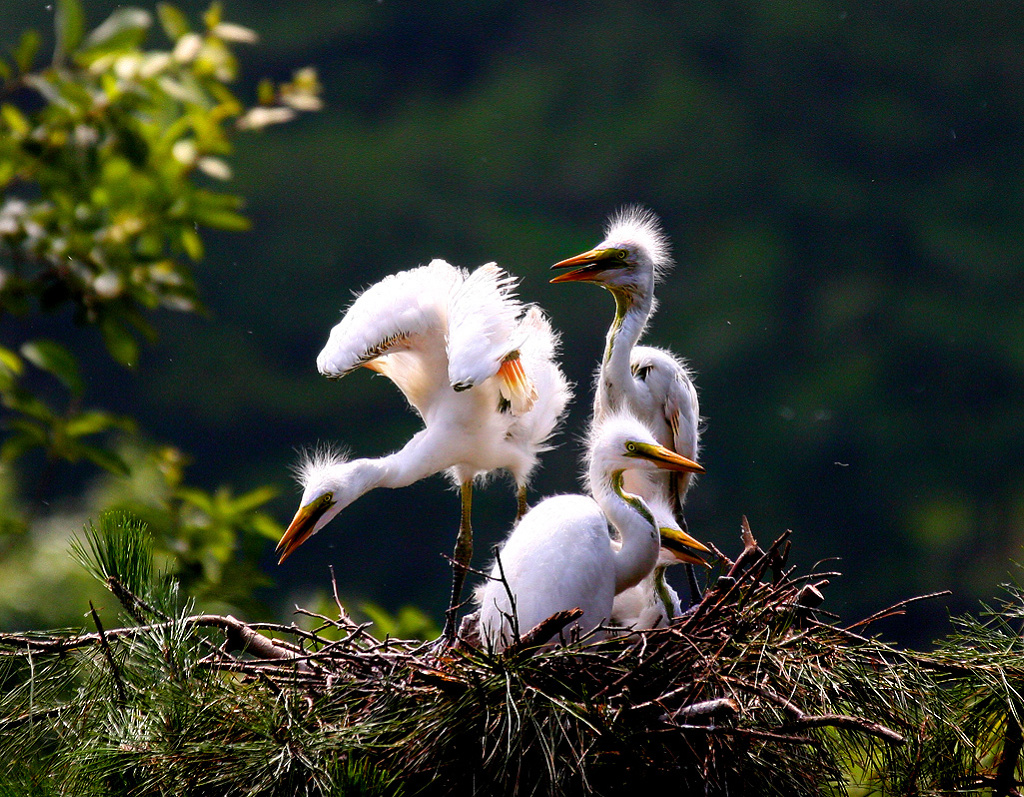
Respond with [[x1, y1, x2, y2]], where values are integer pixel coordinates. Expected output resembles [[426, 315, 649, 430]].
[[3, 0, 1022, 647]]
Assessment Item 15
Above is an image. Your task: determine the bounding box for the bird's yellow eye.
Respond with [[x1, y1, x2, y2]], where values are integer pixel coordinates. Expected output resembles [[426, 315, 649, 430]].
[[616, 249, 628, 261], [625, 441, 637, 453]]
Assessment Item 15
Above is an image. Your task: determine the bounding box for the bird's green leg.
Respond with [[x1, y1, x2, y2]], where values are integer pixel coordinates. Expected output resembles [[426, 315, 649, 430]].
[[515, 484, 528, 522], [443, 481, 474, 643]]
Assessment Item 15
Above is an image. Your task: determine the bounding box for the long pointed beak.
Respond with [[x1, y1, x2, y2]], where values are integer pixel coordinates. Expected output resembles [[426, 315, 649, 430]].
[[549, 248, 616, 283], [276, 494, 334, 564], [659, 525, 712, 566], [633, 441, 705, 474]]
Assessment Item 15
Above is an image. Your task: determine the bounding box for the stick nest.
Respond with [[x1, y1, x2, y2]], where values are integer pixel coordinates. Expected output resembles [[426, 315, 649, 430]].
[[0, 518, 966, 796]]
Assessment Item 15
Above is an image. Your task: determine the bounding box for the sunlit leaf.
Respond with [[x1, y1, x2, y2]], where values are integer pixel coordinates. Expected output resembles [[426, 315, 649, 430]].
[[66, 409, 134, 438], [203, 2, 223, 31], [229, 486, 279, 515], [249, 514, 284, 541], [99, 316, 139, 368], [195, 208, 250, 231], [176, 486, 216, 514], [83, 7, 152, 53], [1, 104, 31, 137], [55, 0, 86, 61], [78, 443, 131, 476], [12, 29, 41, 74], [0, 346, 23, 377], [180, 226, 204, 260], [0, 429, 44, 462], [20, 339, 84, 395], [156, 3, 190, 42]]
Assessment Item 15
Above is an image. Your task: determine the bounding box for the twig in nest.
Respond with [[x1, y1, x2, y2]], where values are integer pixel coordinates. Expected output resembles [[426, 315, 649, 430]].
[[728, 678, 905, 744], [672, 697, 740, 724], [844, 591, 952, 633], [503, 609, 584, 655]]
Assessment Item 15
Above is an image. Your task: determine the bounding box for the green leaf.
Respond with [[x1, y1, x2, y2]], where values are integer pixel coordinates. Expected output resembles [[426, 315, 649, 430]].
[[3, 391, 55, 423], [180, 226, 204, 260], [157, 3, 190, 41], [203, 2, 223, 31], [83, 8, 152, 52], [65, 409, 134, 438], [249, 514, 284, 541], [176, 486, 216, 514], [55, 0, 86, 61], [0, 104, 30, 137], [0, 429, 44, 462], [99, 317, 140, 368], [20, 340, 84, 395], [230, 486, 279, 515], [256, 77, 275, 106], [194, 208, 250, 232], [0, 346, 24, 378], [78, 443, 131, 476], [12, 29, 40, 73]]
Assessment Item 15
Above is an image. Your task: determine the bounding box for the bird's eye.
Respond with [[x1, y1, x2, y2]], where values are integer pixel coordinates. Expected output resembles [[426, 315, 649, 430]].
[[625, 442, 637, 453], [616, 250, 628, 261]]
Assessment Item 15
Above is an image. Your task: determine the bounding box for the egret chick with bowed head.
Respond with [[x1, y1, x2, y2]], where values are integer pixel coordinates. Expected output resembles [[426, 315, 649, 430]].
[[277, 260, 571, 639], [475, 413, 706, 651]]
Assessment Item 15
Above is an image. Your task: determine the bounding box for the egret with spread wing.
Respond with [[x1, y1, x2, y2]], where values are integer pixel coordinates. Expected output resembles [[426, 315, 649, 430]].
[[475, 413, 705, 651], [277, 259, 571, 638]]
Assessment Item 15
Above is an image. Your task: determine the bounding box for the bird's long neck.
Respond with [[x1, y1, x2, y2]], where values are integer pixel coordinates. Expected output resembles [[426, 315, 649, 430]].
[[595, 469, 661, 594], [652, 566, 675, 622], [328, 428, 456, 515], [596, 289, 653, 418]]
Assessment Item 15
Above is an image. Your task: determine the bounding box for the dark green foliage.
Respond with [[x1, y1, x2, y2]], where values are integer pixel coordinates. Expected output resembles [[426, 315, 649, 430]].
[[0, 0, 319, 628]]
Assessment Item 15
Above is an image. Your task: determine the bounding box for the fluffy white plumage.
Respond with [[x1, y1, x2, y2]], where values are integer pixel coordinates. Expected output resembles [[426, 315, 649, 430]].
[[475, 413, 704, 651], [551, 209, 707, 619], [278, 260, 572, 636], [611, 493, 687, 630], [552, 208, 700, 520]]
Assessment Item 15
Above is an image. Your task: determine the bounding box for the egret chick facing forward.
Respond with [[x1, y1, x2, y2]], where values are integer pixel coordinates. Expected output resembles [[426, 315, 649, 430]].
[[475, 413, 705, 651], [551, 209, 706, 594]]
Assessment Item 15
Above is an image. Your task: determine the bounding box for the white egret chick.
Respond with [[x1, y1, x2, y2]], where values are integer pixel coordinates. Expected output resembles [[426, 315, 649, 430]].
[[611, 493, 709, 631], [277, 259, 571, 637], [475, 413, 705, 651], [551, 210, 706, 592]]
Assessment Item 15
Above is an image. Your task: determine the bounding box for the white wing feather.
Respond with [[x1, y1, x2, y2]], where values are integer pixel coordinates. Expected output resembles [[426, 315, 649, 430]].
[[446, 262, 524, 389], [316, 260, 463, 416], [316, 259, 462, 377], [508, 307, 572, 461]]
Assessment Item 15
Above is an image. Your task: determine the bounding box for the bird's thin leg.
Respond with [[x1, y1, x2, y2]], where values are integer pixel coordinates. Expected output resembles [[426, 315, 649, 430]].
[[515, 484, 528, 522], [443, 481, 474, 642]]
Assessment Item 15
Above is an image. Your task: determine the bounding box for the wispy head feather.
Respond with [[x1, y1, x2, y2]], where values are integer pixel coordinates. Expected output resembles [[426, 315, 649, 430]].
[[605, 205, 674, 282], [293, 443, 350, 489]]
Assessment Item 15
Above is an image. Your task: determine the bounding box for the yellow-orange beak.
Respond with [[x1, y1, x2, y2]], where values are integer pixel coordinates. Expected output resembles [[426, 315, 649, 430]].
[[659, 524, 712, 566], [549, 248, 619, 283], [629, 441, 705, 475], [276, 493, 335, 564]]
